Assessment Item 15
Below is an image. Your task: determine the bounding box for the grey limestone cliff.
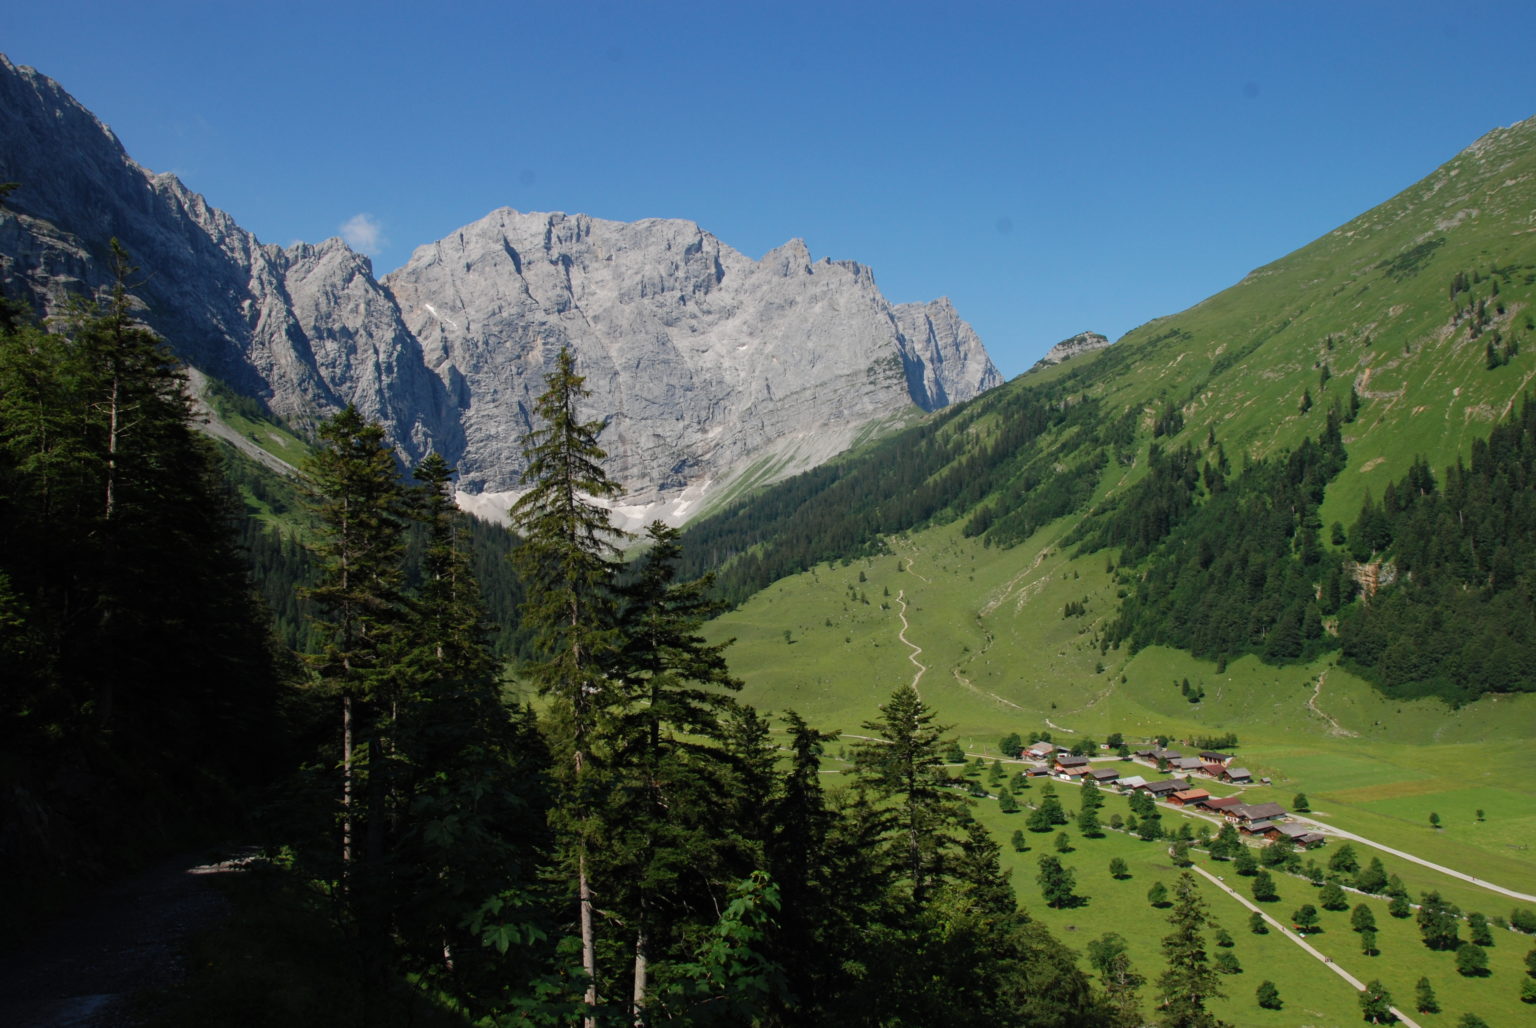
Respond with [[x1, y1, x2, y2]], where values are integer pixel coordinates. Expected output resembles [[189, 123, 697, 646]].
[[1032, 331, 1111, 370], [0, 55, 1000, 524]]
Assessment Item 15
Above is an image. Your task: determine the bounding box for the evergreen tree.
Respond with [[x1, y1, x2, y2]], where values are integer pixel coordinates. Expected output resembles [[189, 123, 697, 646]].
[[1157, 873, 1229, 1028], [605, 520, 746, 1019], [509, 347, 629, 1023], [1414, 976, 1439, 1013], [850, 684, 970, 904], [0, 248, 280, 904], [303, 406, 410, 887]]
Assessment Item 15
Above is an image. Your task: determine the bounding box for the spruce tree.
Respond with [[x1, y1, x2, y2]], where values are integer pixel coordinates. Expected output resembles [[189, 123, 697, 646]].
[[1414, 976, 1439, 1013], [606, 520, 745, 1018], [1157, 872, 1229, 1027], [304, 406, 409, 882], [850, 684, 969, 904], [510, 347, 628, 1023]]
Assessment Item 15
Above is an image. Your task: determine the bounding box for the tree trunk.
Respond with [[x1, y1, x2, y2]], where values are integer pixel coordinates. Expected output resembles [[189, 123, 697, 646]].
[[342, 693, 353, 871], [632, 914, 649, 1026], [580, 846, 597, 1028]]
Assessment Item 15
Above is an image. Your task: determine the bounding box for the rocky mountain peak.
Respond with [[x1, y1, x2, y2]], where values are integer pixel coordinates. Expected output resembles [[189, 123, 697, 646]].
[[1033, 331, 1111, 370], [0, 54, 1003, 527]]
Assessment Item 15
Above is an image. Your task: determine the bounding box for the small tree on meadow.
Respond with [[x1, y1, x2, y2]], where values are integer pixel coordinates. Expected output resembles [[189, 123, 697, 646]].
[[1256, 980, 1282, 1010], [1292, 904, 1321, 934], [1148, 881, 1170, 908], [1413, 976, 1438, 1013], [1011, 828, 1029, 853], [1351, 904, 1377, 934], [1328, 842, 1358, 874], [1468, 912, 1492, 946], [1455, 942, 1489, 977], [1249, 912, 1269, 935], [1251, 869, 1279, 903], [1109, 857, 1129, 880], [1418, 891, 1462, 950], [1388, 894, 1412, 918], [1360, 928, 1378, 956], [1358, 979, 1394, 1024], [1292, 792, 1310, 812], [1320, 881, 1349, 911], [1355, 856, 1388, 894], [998, 785, 1019, 814], [1036, 855, 1080, 909]]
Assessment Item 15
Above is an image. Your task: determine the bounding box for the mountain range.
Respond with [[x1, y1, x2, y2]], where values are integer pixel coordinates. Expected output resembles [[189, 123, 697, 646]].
[[0, 54, 1000, 527]]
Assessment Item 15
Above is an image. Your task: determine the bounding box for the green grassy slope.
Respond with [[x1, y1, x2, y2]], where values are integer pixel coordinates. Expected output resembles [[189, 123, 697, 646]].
[[699, 116, 1536, 921]]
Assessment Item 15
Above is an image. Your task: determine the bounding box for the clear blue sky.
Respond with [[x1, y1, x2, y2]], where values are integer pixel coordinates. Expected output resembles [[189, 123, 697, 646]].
[[6, 1, 1536, 377]]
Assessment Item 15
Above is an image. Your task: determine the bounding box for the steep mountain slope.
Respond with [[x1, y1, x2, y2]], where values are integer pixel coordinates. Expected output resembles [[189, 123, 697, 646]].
[[688, 112, 1536, 703], [384, 209, 998, 522], [0, 54, 999, 526]]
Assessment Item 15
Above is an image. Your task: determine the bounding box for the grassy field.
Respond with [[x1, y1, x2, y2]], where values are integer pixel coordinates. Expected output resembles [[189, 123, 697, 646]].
[[964, 783, 1534, 1027], [709, 512, 1536, 894]]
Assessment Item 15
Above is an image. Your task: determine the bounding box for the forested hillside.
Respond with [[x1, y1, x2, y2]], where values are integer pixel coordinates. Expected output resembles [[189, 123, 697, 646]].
[[1, 269, 1134, 1025], [682, 117, 1536, 706], [0, 249, 283, 919]]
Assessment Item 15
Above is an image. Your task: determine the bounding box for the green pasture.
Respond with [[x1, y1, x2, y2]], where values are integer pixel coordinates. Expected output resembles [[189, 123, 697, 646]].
[[965, 783, 1535, 1028]]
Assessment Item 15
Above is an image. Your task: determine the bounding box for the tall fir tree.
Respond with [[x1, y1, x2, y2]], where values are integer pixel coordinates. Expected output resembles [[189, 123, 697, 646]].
[[1157, 872, 1230, 1028], [849, 684, 970, 905], [605, 520, 744, 1022], [509, 347, 627, 1024]]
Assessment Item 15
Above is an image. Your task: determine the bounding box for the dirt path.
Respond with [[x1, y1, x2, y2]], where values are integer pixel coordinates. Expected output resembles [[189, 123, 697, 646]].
[[892, 589, 928, 695], [1307, 670, 1358, 738], [1188, 864, 1423, 1028], [0, 849, 253, 1027]]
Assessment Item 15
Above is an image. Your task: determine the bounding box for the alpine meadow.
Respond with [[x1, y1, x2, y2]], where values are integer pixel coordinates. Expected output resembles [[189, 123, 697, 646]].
[[4, 49, 1536, 1028]]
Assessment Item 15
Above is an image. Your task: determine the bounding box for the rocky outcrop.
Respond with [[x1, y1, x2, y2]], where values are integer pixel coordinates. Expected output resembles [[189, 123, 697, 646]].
[[1033, 331, 1112, 370], [0, 55, 1000, 524]]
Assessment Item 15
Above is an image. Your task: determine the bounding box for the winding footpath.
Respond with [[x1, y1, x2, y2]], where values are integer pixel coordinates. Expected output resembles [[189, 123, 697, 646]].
[[892, 589, 928, 695], [1188, 864, 1423, 1028]]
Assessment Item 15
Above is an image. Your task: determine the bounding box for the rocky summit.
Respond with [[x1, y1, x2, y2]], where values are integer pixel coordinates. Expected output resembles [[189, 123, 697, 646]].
[[0, 55, 1001, 526]]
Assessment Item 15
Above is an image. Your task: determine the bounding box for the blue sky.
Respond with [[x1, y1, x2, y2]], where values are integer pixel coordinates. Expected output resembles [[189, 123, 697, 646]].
[[6, 1, 1536, 377]]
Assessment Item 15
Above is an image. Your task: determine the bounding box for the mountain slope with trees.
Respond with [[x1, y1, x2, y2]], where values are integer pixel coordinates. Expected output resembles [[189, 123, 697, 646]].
[[683, 114, 1536, 707]]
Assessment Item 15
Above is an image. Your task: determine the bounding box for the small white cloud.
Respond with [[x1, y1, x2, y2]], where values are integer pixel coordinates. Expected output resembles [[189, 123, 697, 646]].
[[340, 213, 386, 255]]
